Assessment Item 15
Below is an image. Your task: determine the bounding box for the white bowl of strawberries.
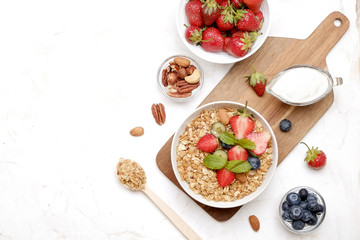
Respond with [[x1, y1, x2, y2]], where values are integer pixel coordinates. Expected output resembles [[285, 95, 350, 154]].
[[171, 101, 278, 208], [177, 0, 270, 64]]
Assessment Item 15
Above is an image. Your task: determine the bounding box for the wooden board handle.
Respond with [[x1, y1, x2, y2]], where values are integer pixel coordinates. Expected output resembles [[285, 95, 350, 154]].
[[142, 186, 202, 240], [306, 11, 350, 58]]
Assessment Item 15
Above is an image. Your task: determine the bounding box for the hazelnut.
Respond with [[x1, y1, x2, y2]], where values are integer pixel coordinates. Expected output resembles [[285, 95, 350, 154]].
[[167, 72, 178, 85], [177, 68, 188, 79], [186, 65, 197, 75]]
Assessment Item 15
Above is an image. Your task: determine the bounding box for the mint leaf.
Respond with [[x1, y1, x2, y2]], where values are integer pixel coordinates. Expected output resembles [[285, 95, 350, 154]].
[[219, 132, 237, 145], [236, 139, 256, 150], [226, 160, 252, 173], [203, 154, 227, 170]]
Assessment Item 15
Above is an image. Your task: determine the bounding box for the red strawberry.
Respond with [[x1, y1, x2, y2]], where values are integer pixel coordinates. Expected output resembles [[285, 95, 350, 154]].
[[201, 0, 221, 26], [197, 134, 218, 153], [201, 27, 224, 52], [216, 168, 235, 188], [223, 36, 231, 52], [229, 103, 255, 139], [228, 145, 248, 161], [301, 142, 327, 169], [246, 131, 271, 156], [185, 0, 204, 27], [256, 10, 264, 22], [223, 33, 253, 57], [243, 0, 263, 15], [215, 1, 235, 31], [231, 0, 244, 8], [245, 64, 267, 96], [185, 25, 203, 44], [235, 9, 260, 31]]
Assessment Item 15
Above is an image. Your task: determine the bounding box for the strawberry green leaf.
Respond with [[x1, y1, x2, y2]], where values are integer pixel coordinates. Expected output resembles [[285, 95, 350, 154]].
[[226, 160, 252, 173], [203, 154, 227, 170]]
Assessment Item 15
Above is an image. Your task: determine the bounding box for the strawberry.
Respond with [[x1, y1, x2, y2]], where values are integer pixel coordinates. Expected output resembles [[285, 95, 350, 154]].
[[185, 0, 204, 27], [231, 0, 244, 8], [245, 64, 267, 96], [301, 142, 327, 169], [201, 27, 225, 52], [235, 9, 260, 31], [185, 25, 203, 44], [216, 168, 235, 188], [215, 1, 235, 32], [197, 134, 219, 153], [246, 131, 271, 156], [228, 145, 248, 161], [201, 0, 221, 26], [229, 103, 255, 139], [243, 0, 263, 15], [223, 33, 253, 57]]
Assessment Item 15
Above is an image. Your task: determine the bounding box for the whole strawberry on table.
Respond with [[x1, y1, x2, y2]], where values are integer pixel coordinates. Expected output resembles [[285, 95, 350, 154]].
[[301, 142, 327, 169], [184, 0, 264, 57]]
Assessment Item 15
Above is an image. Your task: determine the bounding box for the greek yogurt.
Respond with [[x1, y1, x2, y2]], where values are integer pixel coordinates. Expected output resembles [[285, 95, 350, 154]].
[[267, 66, 331, 104]]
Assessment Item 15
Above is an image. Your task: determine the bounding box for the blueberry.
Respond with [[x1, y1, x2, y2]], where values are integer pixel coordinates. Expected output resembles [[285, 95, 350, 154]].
[[307, 193, 318, 201], [307, 214, 318, 226], [282, 210, 292, 222], [314, 204, 324, 215], [299, 201, 308, 209], [282, 201, 290, 211], [286, 192, 301, 206], [301, 209, 312, 222], [220, 141, 233, 150], [292, 220, 305, 230], [298, 188, 308, 201], [280, 119, 292, 132], [247, 156, 261, 170], [289, 205, 303, 220], [307, 199, 319, 212]]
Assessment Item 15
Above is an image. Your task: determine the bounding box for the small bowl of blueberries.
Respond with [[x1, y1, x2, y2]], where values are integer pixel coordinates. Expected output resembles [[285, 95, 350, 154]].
[[279, 186, 326, 234]]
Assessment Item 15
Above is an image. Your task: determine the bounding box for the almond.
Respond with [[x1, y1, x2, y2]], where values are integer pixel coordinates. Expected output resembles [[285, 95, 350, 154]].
[[130, 127, 144, 136], [218, 109, 230, 125], [249, 215, 260, 232], [174, 57, 190, 68], [235, 173, 247, 183]]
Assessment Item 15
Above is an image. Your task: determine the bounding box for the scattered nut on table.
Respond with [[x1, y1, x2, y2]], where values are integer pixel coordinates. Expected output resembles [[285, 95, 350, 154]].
[[130, 127, 144, 136], [151, 103, 166, 125]]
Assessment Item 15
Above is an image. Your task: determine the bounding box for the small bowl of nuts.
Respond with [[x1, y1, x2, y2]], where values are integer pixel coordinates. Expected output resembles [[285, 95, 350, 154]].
[[158, 55, 204, 101]]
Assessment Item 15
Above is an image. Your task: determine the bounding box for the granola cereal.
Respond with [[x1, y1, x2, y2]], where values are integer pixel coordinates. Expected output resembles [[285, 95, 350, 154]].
[[176, 108, 273, 202], [117, 158, 146, 191]]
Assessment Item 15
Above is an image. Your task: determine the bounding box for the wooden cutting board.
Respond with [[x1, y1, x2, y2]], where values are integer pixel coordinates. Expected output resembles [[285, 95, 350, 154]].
[[156, 12, 349, 221]]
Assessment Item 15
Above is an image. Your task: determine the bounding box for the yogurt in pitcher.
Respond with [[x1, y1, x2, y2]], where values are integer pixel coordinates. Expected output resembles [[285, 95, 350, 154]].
[[266, 65, 336, 106]]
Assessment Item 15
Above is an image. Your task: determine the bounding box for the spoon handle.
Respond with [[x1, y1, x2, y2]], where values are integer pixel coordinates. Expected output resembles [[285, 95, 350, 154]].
[[142, 186, 202, 240]]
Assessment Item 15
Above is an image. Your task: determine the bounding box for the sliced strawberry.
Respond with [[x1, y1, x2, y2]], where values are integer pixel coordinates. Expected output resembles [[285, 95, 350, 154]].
[[197, 134, 218, 153], [246, 131, 271, 155], [216, 168, 235, 188], [229, 115, 255, 139], [228, 145, 248, 161]]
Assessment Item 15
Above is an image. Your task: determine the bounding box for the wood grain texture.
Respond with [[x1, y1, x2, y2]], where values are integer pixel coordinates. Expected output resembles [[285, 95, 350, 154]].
[[156, 12, 349, 221]]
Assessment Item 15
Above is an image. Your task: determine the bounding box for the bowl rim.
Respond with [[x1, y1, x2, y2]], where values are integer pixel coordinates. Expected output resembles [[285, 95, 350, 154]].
[[279, 186, 326, 234], [171, 100, 278, 208], [157, 55, 204, 102], [175, 0, 271, 64]]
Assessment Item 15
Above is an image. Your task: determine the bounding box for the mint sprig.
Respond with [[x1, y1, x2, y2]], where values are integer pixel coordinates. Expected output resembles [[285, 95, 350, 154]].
[[219, 132, 256, 150], [225, 160, 252, 173], [203, 154, 227, 170]]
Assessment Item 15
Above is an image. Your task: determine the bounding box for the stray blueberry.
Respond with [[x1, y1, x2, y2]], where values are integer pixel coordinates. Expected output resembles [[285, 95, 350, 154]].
[[280, 119, 292, 132], [301, 209, 313, 222], [289, 205, 303, 220], [247, 156, 261, 170], [292, 220, 305, 230], [282, 201, 290, 211], [299, 188, 308, 201], [286, 192, 301, 206]]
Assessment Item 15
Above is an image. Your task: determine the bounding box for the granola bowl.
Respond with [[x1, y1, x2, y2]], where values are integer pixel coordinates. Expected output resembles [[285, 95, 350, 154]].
[[171, 101, 278, 208]]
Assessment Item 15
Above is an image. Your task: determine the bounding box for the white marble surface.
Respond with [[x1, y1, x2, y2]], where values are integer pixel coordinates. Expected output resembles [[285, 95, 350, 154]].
[[0, 0, 359, 239]]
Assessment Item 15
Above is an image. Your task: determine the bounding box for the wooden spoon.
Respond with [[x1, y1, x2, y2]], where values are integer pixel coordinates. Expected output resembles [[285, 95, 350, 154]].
[[116, 158, 202, 240]]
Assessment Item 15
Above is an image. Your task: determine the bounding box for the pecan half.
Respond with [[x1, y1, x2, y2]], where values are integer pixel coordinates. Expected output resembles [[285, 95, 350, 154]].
[[177, 82, 200, 93], [161, 69, 168, 87], [167, 91, 192, 98], [151, 103, 166, 125]]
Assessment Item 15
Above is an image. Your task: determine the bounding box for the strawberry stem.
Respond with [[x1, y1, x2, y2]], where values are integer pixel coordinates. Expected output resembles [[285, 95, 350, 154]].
[[300, 142, 311, 152], [250, 64, 257, 73]]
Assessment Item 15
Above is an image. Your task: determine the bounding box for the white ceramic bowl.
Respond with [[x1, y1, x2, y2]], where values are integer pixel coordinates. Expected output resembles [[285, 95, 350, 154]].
[[176, 0, 271, 64], [171, 101, 278, 208]]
